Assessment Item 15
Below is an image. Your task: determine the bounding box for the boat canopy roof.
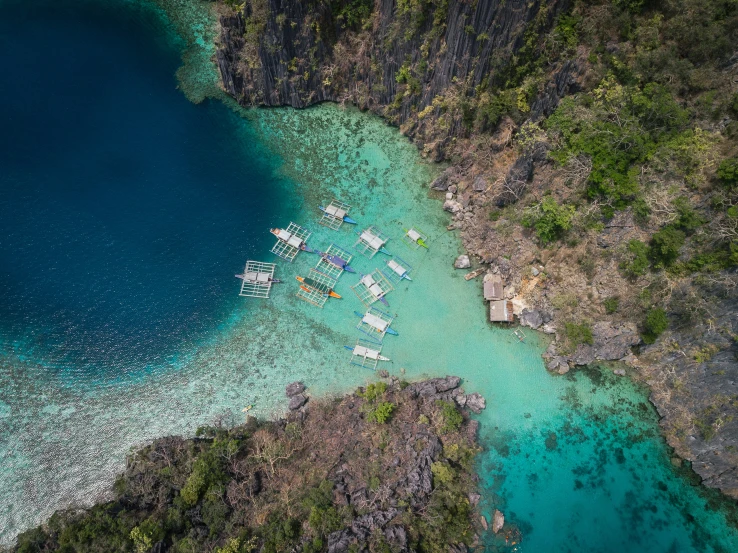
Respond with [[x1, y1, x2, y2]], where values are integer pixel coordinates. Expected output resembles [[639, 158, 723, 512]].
[[325, 205, 347, 218], [387, 259, 406, 276], [353, 345, 381, 359], [363, 312, 388, 331], [407, 228, 421, 241], [369, 283, 384, 298], [361, 231, 385, 250]]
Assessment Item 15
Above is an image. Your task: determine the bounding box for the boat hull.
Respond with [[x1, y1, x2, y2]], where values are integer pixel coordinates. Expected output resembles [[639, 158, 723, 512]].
[[297, 276, 340, 299]]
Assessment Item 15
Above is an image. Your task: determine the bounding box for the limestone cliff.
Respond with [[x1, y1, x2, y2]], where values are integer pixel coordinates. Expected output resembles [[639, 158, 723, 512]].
[[217, 0, 568, 157]]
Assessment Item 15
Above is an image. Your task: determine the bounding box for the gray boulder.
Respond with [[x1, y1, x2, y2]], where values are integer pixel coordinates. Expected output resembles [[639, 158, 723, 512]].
[[430, 168, 453, 191], [519, 309, 544, 329], [351, 509, 399, 540], [444, 199, 463, 214], [285, 381, 305, 397], [493, 509, 505, 533], [473, 175, 487, 192], [465, 393, 486, 414], [288, 394, 308, 410], [572, 344, 595, 366], [547, 356, 570, 374], [384, 526, 407, 548], [326, 529, 353, 553], [454, 255, 471, 269], [406, 376, 461, 398], [592, 322, 640, 360]]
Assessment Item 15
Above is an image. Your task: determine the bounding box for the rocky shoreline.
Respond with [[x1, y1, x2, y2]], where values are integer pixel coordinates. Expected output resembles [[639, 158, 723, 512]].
[[210, 0, 738, 499], [12, 377, 505, 552]]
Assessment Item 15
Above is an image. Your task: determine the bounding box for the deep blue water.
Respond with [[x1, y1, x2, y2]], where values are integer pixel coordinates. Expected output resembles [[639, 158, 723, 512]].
[[0, 0, 291, 374]]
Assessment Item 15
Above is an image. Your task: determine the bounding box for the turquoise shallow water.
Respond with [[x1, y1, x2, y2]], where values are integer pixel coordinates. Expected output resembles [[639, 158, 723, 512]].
[[1, 0, 737, 550]]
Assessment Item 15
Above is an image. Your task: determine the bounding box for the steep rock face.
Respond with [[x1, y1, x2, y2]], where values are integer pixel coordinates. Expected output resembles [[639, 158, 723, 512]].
[[641, 291, 738, 498], [217, 0, 567, 148]]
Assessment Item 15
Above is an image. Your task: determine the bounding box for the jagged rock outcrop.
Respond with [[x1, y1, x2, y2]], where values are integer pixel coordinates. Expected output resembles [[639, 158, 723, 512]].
[[454, 254, 471, 269], [492, 509, 505, 533], [528, 59, 583, 120], [217, 0, 568, 147], [288, 393, 308, 410], [286, 381, 306, 396]]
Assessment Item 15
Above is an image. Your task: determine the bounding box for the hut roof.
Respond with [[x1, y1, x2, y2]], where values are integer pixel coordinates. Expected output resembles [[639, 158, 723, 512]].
[[489, 300, 514, 323], [483, 274, 503, 301]]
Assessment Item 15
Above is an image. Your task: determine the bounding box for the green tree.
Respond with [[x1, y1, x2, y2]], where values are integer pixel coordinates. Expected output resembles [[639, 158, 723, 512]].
[[522, 197, 576, 244], [717, 157, 738, 189], [643, 307, 669, 344], [430, 462, 455, 486], [620, 239, 650, 278], [368, 402, 394, 424], [603, 296, 620, 314], [357, 381, 387, 402], [649, 227, 685, 266], [437, 400, 463, 434]]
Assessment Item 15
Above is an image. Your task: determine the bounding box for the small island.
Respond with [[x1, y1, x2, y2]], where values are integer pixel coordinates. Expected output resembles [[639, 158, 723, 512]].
[[13, 378, 492, 553]]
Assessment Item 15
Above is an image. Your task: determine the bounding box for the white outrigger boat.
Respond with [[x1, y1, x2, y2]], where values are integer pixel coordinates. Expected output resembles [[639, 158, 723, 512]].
[[345, 339, 391, 370], [355, 226, 391, 258], [270, 227, 313, 252], [385, 258, 412, 281]]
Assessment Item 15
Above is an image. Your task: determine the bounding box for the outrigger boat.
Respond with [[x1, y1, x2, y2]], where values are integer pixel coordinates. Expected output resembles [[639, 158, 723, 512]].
[[356, 228, 391, 256], [353, 311, 399, 336], [296, 276, 341, 299], [359, 273, 390, 306], [404, 228, 428, 249], [385, 259, 412, 281], [270, 227, 316, 253], [343, 345, 390, 362], [318, 251, 356, 273], [319, 205, 357, 225]]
